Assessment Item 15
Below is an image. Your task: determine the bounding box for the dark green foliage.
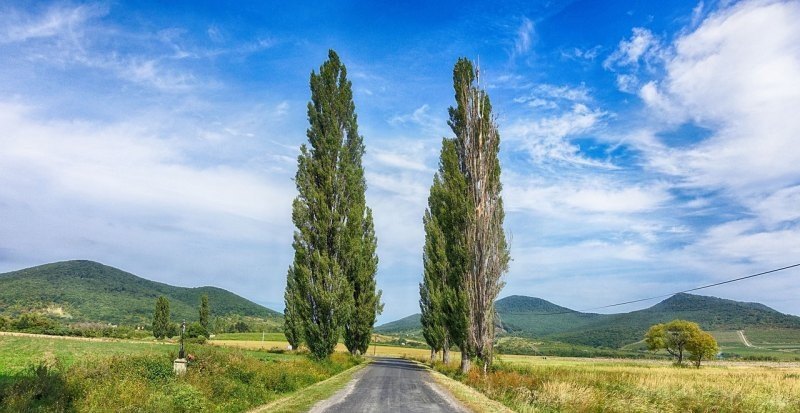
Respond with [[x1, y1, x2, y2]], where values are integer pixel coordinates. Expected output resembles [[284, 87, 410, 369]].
[[186, 321, 208, 339], [286, 50, 380, 359], [0, 260, 280, 325], [343, 208, 382, 356], [199, 294, 210, 332], [152, 296, 170, 339], [283, 267, 302, 349], [12, 313, 58, 332], [231, 321, 250, 333], [420, 202, 449, 354], [430, 138, 471, 357]]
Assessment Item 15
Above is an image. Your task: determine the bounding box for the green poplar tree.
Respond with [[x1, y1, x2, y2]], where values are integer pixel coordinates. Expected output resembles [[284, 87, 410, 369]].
[[283, 266, 302, 349], [152, 296, 170, 339], [199, 294, 210, 332], [284, 50, 380, 359], [419, 208, 448, 362]]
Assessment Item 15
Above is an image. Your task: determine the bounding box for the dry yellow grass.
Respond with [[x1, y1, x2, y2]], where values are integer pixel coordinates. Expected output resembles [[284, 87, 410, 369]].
[[434, 355, 800, 413], [210, 338, 451, 359]]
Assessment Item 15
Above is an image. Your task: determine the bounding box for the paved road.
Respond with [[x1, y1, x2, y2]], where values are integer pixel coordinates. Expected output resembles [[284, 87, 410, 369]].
[[311, 357, 468, 413]]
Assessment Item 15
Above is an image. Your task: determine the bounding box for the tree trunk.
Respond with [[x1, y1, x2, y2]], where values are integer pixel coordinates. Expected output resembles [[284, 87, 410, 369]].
[[430, 348, 436, 363], [443, 337, 451, 363], [460, 353, 471, 374]]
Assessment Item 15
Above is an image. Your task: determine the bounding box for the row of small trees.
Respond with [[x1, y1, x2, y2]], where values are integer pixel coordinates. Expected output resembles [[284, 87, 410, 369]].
[[152, 294, 211, 339], [282, 50, 382, 359], [419, 59, 510, 374]]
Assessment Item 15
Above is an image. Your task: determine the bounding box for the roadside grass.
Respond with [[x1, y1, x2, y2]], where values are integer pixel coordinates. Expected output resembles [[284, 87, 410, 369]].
[[248, 361, 369, 413], [0, 334, 360, 412], [425, 355, 800, 413], [407, 359, 512, 413]]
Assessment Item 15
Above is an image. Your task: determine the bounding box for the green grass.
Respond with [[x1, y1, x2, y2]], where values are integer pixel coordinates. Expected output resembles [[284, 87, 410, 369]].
[[746, 328, 800, 345], [0, 334, 361, 412], [0, 335, 170, 375]]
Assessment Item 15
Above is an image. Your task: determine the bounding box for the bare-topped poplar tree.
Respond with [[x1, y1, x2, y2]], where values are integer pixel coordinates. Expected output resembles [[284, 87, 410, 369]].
[[449, 58, 510, 374]]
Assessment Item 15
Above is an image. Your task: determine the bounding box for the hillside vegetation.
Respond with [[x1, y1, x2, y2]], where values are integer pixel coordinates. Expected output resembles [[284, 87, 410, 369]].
[[0, 260, 280, 325], [377, 293, 800, 349]]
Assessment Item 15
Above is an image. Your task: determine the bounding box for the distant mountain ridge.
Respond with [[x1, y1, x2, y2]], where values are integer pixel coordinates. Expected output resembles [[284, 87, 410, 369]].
[[0, 260, 280, 325], [376, 293, 800, 348]]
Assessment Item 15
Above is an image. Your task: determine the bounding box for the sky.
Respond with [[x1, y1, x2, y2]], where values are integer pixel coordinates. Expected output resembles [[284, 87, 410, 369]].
[[1, 0, 799, 323]]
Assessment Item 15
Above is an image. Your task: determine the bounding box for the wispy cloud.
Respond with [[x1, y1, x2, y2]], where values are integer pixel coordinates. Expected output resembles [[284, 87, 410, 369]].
[[505, 103, 614, 168], [1, 3, 107, 43], [514, 17, 535, 56]]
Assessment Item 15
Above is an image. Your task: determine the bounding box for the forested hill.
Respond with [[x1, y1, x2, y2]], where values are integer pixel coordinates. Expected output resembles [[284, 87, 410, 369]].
[[549, 293, 800, 348], [376, 293, 800, 348], [0, 260, 280, 325]]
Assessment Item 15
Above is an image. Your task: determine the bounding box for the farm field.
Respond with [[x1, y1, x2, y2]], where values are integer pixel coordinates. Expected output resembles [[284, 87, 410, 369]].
[[0, 334, 170, 376], [431, 354, 800, 412], [211, 334, 444, 359], [0, 333, 360, 412]]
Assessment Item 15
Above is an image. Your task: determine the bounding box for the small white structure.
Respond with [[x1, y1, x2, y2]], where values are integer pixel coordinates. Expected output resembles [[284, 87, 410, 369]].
[[173, 358, 187, 375]]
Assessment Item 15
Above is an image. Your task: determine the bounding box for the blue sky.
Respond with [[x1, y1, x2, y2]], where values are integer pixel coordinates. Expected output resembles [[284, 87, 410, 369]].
[[1, 0, 799, 323]]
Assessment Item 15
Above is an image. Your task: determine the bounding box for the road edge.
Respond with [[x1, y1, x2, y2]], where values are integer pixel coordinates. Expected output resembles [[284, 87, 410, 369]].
[[408, 359, 514, 413], [247, 359, 370, 413]]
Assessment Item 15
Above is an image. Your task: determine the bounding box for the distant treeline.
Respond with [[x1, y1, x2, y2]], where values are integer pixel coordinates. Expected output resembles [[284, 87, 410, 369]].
[[0, 312, 281, 339]]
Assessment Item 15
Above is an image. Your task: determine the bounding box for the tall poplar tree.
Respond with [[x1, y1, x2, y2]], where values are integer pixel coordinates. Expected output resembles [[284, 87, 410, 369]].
[[152, 296, 170, 339], [340, 95, 381, 356], [421, 138, 470, 365], [283, 266, 302, 349], [284, 50, 380, 359], [419, 208, 447, 362], [199, 294, 210, 332], [449, 58, 509, 374]]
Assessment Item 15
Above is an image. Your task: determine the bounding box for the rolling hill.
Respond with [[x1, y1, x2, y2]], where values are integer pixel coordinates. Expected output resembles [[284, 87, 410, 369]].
[[0, 260, 281, 325], [376, 293, 800, 348]]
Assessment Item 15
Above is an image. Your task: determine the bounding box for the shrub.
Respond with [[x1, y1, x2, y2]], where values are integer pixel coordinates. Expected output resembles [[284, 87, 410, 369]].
[[185, 322, 208, 339]]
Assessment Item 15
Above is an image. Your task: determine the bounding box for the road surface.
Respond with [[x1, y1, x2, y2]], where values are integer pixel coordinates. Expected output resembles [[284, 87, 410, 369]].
[[310, 357, 469, 413]]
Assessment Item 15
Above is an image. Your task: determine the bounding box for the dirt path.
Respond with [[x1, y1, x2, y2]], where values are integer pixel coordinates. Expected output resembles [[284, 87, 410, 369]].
[[738, 330, 756, 348]]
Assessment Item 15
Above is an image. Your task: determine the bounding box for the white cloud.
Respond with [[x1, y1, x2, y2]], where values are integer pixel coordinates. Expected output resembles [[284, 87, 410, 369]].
[[505, 103, 613, 168], [514, 17, 535, 56], [1, 3, 107, 43], [514, 83, 591, 108], [604, 27, 662, 69], [638, 0, 800, 194]]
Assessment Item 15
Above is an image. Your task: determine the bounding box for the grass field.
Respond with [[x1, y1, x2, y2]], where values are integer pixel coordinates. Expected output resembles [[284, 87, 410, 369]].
[[0, 334, 170, 376], [0, 333, 360, 412], [428, 354, 800, 412]]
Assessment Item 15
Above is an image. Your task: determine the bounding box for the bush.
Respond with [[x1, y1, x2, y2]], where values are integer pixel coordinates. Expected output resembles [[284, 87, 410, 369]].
[[186, 322, 208, 339]]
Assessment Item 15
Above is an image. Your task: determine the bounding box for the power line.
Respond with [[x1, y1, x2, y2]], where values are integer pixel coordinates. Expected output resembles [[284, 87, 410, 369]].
[[516, 263, 800, 316]]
